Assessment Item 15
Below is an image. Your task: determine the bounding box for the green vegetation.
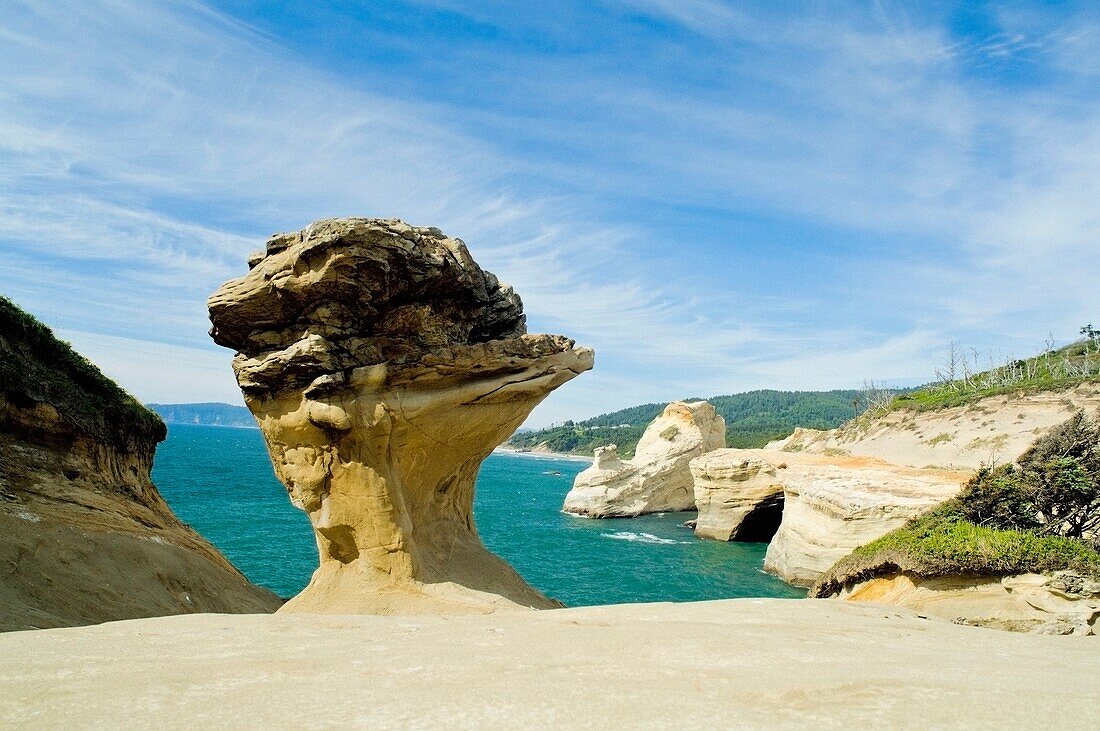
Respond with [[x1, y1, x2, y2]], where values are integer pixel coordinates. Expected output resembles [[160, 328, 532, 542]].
[[811, 509, 1100, 597], [508, 389, 861, 457], [884, 336, 1100, 414], [812, 413, 1100, 596], [0, 295, 165, 451], [959, 412, 1100, 538]]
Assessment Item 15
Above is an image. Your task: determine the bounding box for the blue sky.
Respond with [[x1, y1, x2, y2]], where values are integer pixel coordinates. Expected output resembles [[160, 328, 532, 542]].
[[2, 1, 1098, 427]]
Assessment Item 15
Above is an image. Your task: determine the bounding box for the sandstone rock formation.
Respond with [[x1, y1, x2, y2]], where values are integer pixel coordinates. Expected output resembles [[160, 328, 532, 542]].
[[0, 298, 281, 632], [820, 571, 1100, 635], [759, 451, 968, 586], [684, 448, 966, 585], [690, 450, 783, 541], [770, 385, 1100, 470], [562, 401, 725, 517], [208, 218, 592, 614]]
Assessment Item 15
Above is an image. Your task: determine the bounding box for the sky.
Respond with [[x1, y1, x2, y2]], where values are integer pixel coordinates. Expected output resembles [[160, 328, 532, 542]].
[[2, 1, 1098, 427]]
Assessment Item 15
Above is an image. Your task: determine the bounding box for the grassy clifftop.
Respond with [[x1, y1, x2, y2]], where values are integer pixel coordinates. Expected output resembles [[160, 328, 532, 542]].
[[811, 507, 1100, 598], [0, 296, 165, 451], [886, 339, 1099, 414], [509, 389, 861, 457]]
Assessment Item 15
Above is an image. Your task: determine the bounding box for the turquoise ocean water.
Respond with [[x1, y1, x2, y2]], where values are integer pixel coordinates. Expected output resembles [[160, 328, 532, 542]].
[[153, 424, 804, 605]]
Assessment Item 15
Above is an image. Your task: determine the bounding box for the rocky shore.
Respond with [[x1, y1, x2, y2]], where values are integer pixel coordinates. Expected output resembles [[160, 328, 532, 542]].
[[562, 401, 724, 517]]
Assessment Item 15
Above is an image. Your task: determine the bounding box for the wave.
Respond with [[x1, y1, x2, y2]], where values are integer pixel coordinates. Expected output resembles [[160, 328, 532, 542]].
[[601, 531, 679, 545]]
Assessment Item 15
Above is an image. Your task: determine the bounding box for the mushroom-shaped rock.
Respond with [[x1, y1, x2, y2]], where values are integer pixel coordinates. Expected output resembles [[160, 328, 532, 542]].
[[208, 218, 593, 614], [562, 401, 725, 517]]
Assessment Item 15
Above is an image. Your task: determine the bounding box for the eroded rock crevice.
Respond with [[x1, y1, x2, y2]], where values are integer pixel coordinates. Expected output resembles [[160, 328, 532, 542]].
[[209, 218, 592, 614], [730, 493, 784, 543]]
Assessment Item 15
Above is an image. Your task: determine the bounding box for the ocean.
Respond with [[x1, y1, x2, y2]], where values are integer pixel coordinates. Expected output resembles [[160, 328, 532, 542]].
[[153, 423, 805, 605]]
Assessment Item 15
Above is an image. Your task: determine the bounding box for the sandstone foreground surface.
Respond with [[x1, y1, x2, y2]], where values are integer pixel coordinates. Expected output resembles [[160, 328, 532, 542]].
[[2, 599, 1097, 729]]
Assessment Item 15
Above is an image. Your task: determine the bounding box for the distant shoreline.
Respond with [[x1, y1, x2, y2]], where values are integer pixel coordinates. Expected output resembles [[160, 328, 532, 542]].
[[494, 445, 592, 463], [165, 422, 259, 430]]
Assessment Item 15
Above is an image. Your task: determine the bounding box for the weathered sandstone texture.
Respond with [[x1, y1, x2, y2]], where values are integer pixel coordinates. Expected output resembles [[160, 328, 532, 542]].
[[685, 449, 967, 585], [763, 453, 967, 586], [0, 299, 281, 632], [4, 600, 1099, 728], [562, 401, 725, 517], [770, 385, 1100, 469], [208, 218, 592, 614], [822, 571, 1100, 635], [689, 450, 783, 541]]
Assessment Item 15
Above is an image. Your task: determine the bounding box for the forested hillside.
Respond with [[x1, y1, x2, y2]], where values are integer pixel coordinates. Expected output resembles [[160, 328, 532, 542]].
[[508, 389, 862, 456]]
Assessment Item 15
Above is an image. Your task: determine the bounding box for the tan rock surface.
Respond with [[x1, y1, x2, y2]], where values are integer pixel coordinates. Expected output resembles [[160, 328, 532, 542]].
[[832, 571, 1100, 635], [772, 385, 1100, 469], [208, 218, 592, 615], [2, 599, 1098, 728], [562, 401, 725, 517], [690, 449, 783, 541], [0, 303, 281, 632], [733, 451, 969, 586]]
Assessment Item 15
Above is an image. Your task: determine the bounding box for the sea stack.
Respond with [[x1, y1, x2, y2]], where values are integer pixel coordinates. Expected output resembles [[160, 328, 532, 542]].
[[563, 400, 725, 517], [209, 218, 593, 614]]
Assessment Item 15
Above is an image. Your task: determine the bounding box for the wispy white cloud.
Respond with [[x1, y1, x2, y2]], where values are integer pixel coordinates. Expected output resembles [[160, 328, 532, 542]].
[[2, 0, 1098, 427]]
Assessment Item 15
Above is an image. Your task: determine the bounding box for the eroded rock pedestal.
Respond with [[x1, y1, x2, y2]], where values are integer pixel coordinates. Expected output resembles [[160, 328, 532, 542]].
[[209, 218, 593, 614]]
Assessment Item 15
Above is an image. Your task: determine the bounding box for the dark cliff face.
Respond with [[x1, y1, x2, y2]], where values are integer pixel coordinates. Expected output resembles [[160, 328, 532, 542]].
[[0, 295, 165, 454], [0, 296, 281, 631]]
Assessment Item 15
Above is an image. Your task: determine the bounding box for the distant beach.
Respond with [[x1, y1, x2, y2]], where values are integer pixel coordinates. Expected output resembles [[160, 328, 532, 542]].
[[493, 444, 593, 462]]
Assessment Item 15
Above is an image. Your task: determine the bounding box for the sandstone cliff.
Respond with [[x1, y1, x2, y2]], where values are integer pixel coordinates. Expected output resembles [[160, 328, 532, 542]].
[[208, 218, 592, 614], [822, 571, 1100, 635], [0, 297, 280, 632], [685, 448, 966, 586], [689, 450, 783, 541], [771, 385, 1100, 469], [562, 401, 725, 518]]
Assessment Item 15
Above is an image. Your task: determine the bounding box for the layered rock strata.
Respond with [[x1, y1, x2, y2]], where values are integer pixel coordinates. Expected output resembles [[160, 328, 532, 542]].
[[759, 451, 968, 586], [685, 448, 967, 585], [820, 571, 1100, 635], [562, 401, 725, 518], [0, 298, 281, 632], [770, 386, 1100, 470], [208, 218, 592, 614], [690, 450, 784, 541]]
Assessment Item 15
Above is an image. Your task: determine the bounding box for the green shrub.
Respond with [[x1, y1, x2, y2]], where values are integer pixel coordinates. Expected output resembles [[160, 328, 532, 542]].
[[955, 464, 1040, 532], [1017, 411, 1100, 538], [812, 414, 1100, 595], [811, 506, 1100, 597]]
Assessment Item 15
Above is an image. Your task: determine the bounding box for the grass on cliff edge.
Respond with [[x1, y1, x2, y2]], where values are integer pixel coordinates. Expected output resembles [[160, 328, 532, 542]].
[[0, 295, 164, 451], [882, 340, 1099, 414], [810, 506, 1100, 598]]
